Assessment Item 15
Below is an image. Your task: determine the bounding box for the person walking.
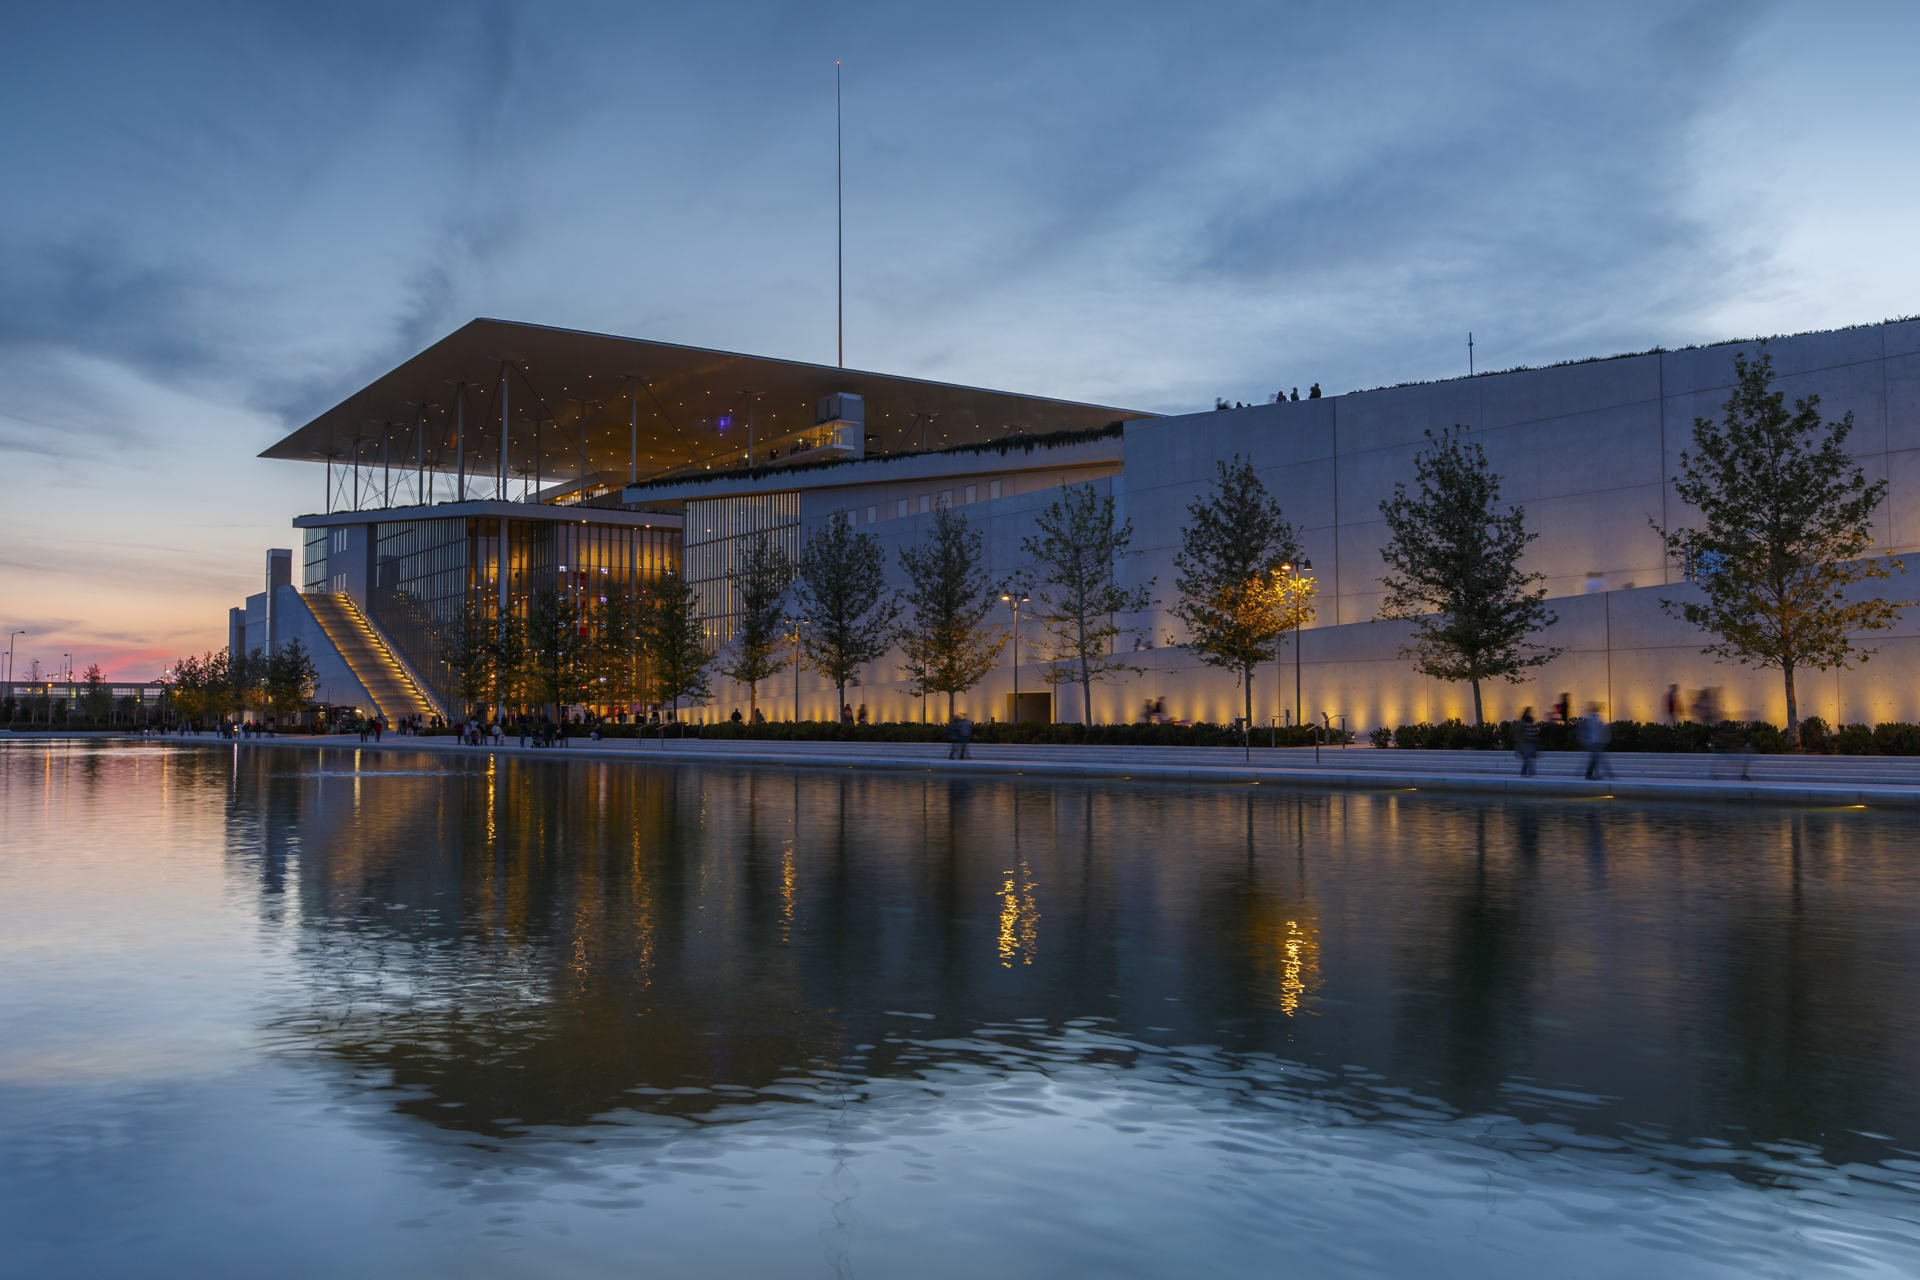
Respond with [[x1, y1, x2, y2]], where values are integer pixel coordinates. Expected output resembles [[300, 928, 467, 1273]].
[[1579, 703, 1613, 780], [946, 713, 964, 760], [1515, 707, 1540, 777]]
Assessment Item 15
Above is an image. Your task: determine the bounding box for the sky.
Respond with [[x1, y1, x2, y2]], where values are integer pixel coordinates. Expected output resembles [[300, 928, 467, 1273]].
[[2, 0, 1916, 680]]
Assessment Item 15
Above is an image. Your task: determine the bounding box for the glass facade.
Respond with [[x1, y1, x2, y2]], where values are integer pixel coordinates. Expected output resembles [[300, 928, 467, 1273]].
[[302, 527, 327, 592], [364, 515, 680, 711], [684, 493, 800, 650]]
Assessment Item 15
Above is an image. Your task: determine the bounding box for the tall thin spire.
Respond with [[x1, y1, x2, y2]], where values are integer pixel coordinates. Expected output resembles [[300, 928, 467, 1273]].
[[836, 59, 843, 369]]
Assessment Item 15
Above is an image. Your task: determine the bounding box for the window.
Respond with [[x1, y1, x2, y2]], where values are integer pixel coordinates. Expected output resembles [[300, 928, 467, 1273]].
[[918, 494, 931, 514], [897, 497, 909, 519], [940, 489, 953, 508], [989, 479, 1002, 500], [964, 484, 977, 504], [866, 505, 878, 524]]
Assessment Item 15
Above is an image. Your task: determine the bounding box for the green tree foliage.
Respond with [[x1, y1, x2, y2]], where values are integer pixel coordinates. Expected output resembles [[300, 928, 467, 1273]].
[[227, 646, 268, 720], [794, 511, 899, 719], [897, 504, 1006, 719], [266, 639, 318, 723], [523, 583, 587, 715], [1172, 456, 1300, 738], [492, 608, 525, 716], [642, 571, 712, 716], [593, 579, 647, 715], [715, 532, 793, 717], [1377, 426, 1558, 726], [82, 663, 112, 722], [1655, 347, 1912, 743], [164, 650, 228, 726], [1021, 482, 1156, 726], [440, 597, 498, 718]]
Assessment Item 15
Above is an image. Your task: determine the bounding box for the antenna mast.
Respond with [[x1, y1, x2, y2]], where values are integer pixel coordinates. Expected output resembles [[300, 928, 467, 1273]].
[[1468, 331, 1475, 376], [836, 60, 844, 369]]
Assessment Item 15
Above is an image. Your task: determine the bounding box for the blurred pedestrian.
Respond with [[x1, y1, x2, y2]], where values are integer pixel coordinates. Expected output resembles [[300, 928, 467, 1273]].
[[1515, 707, 1540, 776], [1579, 703, 1613, 780]]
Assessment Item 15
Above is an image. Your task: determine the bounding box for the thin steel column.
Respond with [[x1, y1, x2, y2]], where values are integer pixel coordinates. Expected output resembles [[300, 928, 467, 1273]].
[[325, 453, 332, 514], [381, 427, 391, 509], [498, 363, 510, 500], [629, 381, 638, 485], [454, 385, 466, 502], [413, 405, 425, 505]]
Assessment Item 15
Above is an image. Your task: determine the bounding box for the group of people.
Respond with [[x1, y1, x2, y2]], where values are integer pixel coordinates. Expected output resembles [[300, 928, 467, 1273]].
[[1512, 697, 1615, 780], [1214, 384, 1324, 412]]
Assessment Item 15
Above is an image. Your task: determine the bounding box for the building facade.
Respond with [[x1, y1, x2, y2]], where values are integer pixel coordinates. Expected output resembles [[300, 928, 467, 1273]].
[[241, 315, 1920, 730]]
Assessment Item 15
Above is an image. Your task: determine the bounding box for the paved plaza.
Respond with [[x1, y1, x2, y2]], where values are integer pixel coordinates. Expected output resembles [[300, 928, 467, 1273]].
[[140, 730, 1920, 809]]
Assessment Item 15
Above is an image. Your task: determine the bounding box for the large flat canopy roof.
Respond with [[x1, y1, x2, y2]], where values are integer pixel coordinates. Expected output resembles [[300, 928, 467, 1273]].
[[262, 318, 1151, 486]]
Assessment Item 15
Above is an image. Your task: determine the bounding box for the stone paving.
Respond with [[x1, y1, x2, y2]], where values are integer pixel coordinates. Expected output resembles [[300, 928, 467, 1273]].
[[131, 729, 1920, 810]]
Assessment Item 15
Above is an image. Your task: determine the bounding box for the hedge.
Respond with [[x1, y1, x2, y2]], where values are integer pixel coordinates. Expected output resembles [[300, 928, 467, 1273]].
[[1368, 715, 1920, 755], [419, 719, 1355, 747]]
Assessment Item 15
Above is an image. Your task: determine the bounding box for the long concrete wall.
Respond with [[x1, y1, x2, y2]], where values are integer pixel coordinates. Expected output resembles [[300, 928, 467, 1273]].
[[699, 320, 1920, 729]]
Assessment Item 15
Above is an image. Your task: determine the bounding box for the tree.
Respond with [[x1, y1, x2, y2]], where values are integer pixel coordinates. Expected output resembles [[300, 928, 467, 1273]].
[[793, 511, 899, 720], [897, 504, 1006, 719], [82, 663, 112, 723], [1022, 482, 1156, 725], [524, 583, 586, 716], [1377, 427, 1559, 726], [440, 597, 497, 719], [714, 531, 793, 718], [1172, 456, 1300, 742], [594, 579, 647, 716], [642, 572, 711, 718], [492, 608, 526, 718], [1655, 347, 1912, 743], [266, 639, 317, 723], [227, 646, 267, 721]]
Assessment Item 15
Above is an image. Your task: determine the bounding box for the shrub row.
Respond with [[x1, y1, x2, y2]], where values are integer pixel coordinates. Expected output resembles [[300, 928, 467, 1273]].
[[695, 720, 1351, 747], [1369, 715, 1920, 755]]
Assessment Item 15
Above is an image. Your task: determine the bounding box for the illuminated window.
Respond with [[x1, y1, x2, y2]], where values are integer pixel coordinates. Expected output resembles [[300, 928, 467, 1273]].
[[989, 479, 1002, 500], [918, 494, 931, 514], [866, 505, 878, 524], [940, 489, 953, 508], [896, 497, 909, 518], [964, 484, 977, 504]]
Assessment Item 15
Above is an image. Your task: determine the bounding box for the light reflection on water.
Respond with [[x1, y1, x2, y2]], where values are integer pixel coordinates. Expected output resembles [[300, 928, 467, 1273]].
[[3, 738, 1920, 1278]]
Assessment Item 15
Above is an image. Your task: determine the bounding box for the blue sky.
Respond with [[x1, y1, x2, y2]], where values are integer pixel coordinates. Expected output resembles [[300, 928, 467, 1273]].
[[2, 0, 1916, 676]]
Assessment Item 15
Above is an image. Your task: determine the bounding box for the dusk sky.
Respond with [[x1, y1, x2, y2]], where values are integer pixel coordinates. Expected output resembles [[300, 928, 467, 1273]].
[[3, 0, 1916, 680]]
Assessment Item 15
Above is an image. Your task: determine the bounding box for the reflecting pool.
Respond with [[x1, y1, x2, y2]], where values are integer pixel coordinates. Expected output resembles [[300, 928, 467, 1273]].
[[4, 739, 1920, 1277]]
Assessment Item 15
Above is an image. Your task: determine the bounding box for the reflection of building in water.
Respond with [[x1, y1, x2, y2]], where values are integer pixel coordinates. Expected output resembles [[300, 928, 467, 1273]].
[[204, 749, 1920, 1170], [998, 855, 1040, 967], [1244, 903, 1321, 1017]]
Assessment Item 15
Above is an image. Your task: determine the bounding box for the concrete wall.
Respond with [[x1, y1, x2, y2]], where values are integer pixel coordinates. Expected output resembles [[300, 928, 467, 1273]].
[[271, 587, 378, 713], [700, 320, 1920, 730]]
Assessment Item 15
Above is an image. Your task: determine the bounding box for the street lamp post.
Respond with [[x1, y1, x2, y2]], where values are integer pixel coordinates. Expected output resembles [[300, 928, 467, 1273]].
[[1277, 559, 1312, 733], [1000, 591, 1029, 725], [6, 629, 22, 685], [787, 617, 808, 721]]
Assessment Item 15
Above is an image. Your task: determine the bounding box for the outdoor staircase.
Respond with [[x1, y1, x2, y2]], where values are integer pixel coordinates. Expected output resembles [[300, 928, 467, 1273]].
[[302, 593, 444, 723]]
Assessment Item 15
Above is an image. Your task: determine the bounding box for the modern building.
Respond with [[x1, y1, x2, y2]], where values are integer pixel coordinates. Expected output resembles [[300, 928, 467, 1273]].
[[242, 314, 1920, 730]]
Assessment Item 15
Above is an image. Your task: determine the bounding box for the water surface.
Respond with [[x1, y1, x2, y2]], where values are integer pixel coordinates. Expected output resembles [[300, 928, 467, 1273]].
[[3, 739, 1919, 1277]]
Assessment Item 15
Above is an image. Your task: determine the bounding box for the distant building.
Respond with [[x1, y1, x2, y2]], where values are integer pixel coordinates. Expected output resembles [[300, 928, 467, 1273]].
[[240, 315, 1920, 729]]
